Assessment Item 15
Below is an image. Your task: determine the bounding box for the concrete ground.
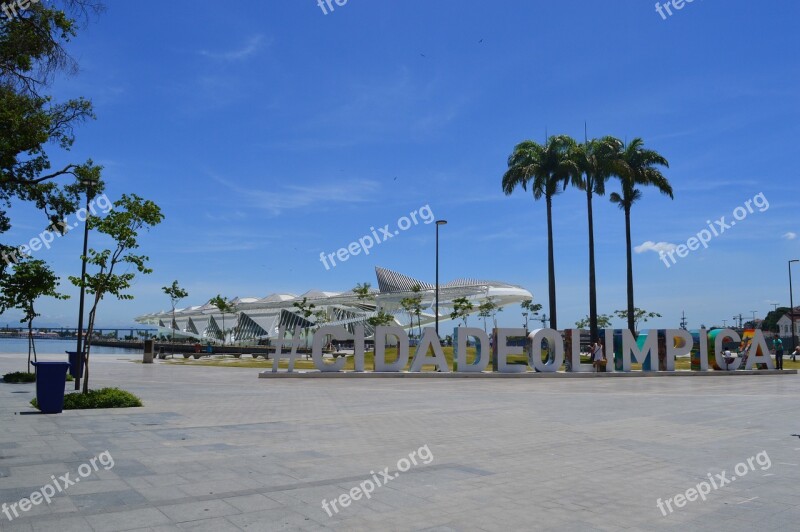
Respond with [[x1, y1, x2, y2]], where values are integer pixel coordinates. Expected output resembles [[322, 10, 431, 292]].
[[1, 353, 799, 531]]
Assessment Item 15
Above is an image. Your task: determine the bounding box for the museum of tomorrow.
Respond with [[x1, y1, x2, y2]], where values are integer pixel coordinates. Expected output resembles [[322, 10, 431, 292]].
[[135, 267, 532, 344]]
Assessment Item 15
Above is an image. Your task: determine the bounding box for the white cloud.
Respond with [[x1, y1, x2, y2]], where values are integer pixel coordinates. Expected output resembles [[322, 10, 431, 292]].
[[635, 241, 678, 255], [783, 232, 797, 241], [200, 35, 266, 61]]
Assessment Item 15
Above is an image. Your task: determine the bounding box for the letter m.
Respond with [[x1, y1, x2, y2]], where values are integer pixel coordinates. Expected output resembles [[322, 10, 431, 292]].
[[620, 329, 659, 372]]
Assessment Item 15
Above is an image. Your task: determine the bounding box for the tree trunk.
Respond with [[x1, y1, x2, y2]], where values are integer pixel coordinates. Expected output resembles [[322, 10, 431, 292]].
[[27, 319, 33, 373], [624, 206, 635, 332], [546, 195, 558, 330], [587, 187, 598, 340]]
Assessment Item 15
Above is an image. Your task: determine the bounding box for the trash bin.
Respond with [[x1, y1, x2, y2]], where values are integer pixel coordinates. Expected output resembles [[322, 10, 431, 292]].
[[143, 339, 155, 364], [65, 351, 83, 379], [31, 362, 71, 414]]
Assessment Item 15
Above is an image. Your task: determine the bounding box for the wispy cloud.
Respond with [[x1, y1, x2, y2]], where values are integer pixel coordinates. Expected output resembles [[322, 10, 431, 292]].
[[783, 232, 797, 241], [635, 241, 678, 255], [210, 173, 381, 216], [200, 35, 266, 61]]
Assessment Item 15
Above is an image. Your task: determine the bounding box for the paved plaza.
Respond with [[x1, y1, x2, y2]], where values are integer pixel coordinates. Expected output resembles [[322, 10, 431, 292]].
[[1, 353, 799, 531]]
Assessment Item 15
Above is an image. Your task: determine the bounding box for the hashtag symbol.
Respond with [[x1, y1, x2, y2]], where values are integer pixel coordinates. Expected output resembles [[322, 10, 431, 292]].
[[271, 326, 302, 373]]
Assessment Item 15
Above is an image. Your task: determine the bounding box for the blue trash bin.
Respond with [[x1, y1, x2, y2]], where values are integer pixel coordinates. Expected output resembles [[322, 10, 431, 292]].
[[31, 362, 71, 414], [66, 351, 83, 379]]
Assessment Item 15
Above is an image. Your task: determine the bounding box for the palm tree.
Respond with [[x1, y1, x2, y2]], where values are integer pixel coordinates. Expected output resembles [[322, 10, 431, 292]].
[[502, 135, 576, 330], [568, 136, 623, 340], [609, 138, 673, 332]]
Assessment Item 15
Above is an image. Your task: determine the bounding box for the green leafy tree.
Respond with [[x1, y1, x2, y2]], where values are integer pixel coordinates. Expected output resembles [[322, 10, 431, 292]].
[[400, 285, 423, 338], [69, 194, 163, 393], [502, 135, 576, 330], [610, 139, 672, 331], [575, 314, 613, 330], [0, 259, 69, 372], [568, 136, 623, 340], [1, 1, 106, 281], [614, 308, 661, 333], [209, 295, 236, 346], [292, 297, 316, 351], [367, 309, 396, 350], [478, 297, 502, 333], [162, 281, 188, 344], [353, 282, 373, 301], [450, 296, 474, 327]]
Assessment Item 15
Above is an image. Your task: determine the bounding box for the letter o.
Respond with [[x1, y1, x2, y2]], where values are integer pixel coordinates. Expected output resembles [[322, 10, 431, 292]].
[[78, 463, 92, 478], [397, 458, 411, 472], [735, 462, 748, 477], [397, 216, 412, 230], [733, 206, 747, 220]]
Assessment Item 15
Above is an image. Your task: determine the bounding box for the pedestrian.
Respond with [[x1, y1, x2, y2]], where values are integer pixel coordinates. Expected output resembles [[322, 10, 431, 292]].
[[773, 334, 784, 370], [792, 345, 800, 362], [592, 338, 606, 373]]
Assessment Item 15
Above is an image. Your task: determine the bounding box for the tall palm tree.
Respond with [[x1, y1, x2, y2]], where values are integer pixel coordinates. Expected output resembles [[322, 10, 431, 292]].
[[568, 136, 623, 340], [609, 138, 673, 332], [502, 135, 576, 330]]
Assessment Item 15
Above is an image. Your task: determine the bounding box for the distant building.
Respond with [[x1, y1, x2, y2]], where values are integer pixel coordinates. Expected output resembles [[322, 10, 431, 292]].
[[135, 267, 532, 344], [776, 308, 800, 337]]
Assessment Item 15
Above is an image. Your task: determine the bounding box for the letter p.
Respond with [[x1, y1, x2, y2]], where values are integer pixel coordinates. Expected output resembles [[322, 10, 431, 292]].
[[358, 235, 374, 256], [359, 479, 375, 499], [697, 229, 712, 249], [41, 484, 56, 504], [696, 481, 711, 501]]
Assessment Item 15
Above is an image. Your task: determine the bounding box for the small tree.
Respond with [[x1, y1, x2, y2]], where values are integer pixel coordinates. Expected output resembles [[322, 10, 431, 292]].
[[400, 286, 423, 338], [353, 282, 373, 302], [575, 314, 613, 329], [367, 309, 396, 349], [292, 297, 316, 352], [0, 259, 69, 372], [162, 280, 188, 344], [69, 194, 164, 393], [450, 296, 473, 327], [313, 308, 331, 350], [614, 308, 661, 333], [209, 295, 236, 346]]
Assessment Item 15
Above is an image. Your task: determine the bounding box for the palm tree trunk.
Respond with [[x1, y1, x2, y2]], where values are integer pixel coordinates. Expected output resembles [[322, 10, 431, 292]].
[[546, 195, 558, 330], [587, 187, 598, 340], [624, 206, 635, 332]]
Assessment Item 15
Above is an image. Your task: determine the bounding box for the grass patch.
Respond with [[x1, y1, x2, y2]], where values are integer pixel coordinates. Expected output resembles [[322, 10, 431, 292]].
[[3, 371, 36, 383], [30, 387, 143, 410], [3, 371, 76, 383]]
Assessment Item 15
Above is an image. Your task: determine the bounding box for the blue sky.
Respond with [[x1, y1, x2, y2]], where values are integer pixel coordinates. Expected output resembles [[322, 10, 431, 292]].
[[3, 0, 799, 330]]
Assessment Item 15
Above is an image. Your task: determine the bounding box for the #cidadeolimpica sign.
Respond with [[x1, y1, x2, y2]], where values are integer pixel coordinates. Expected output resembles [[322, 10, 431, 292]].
[[270, 326, 775, 374]]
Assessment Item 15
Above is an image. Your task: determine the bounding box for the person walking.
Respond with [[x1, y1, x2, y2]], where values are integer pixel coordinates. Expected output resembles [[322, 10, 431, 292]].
[[773, 334, 784, 370], [792, 345, 800, 362], [592, 338, 606, 373]]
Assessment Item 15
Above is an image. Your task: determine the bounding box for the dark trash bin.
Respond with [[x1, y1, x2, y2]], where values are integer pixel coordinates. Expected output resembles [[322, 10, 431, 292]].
[[31, 361, 71, 414], [65, 351, 83, 379]]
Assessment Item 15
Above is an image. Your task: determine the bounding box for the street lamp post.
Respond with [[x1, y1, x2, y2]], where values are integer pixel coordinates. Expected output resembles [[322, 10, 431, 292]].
[[74, 179, 96, 390], [435, 220, 447, 337], [790, 260, 799, 351]]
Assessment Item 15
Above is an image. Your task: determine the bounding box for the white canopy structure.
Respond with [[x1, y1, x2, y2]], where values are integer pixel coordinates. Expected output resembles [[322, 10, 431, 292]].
[[135, 267, 532, 344]]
